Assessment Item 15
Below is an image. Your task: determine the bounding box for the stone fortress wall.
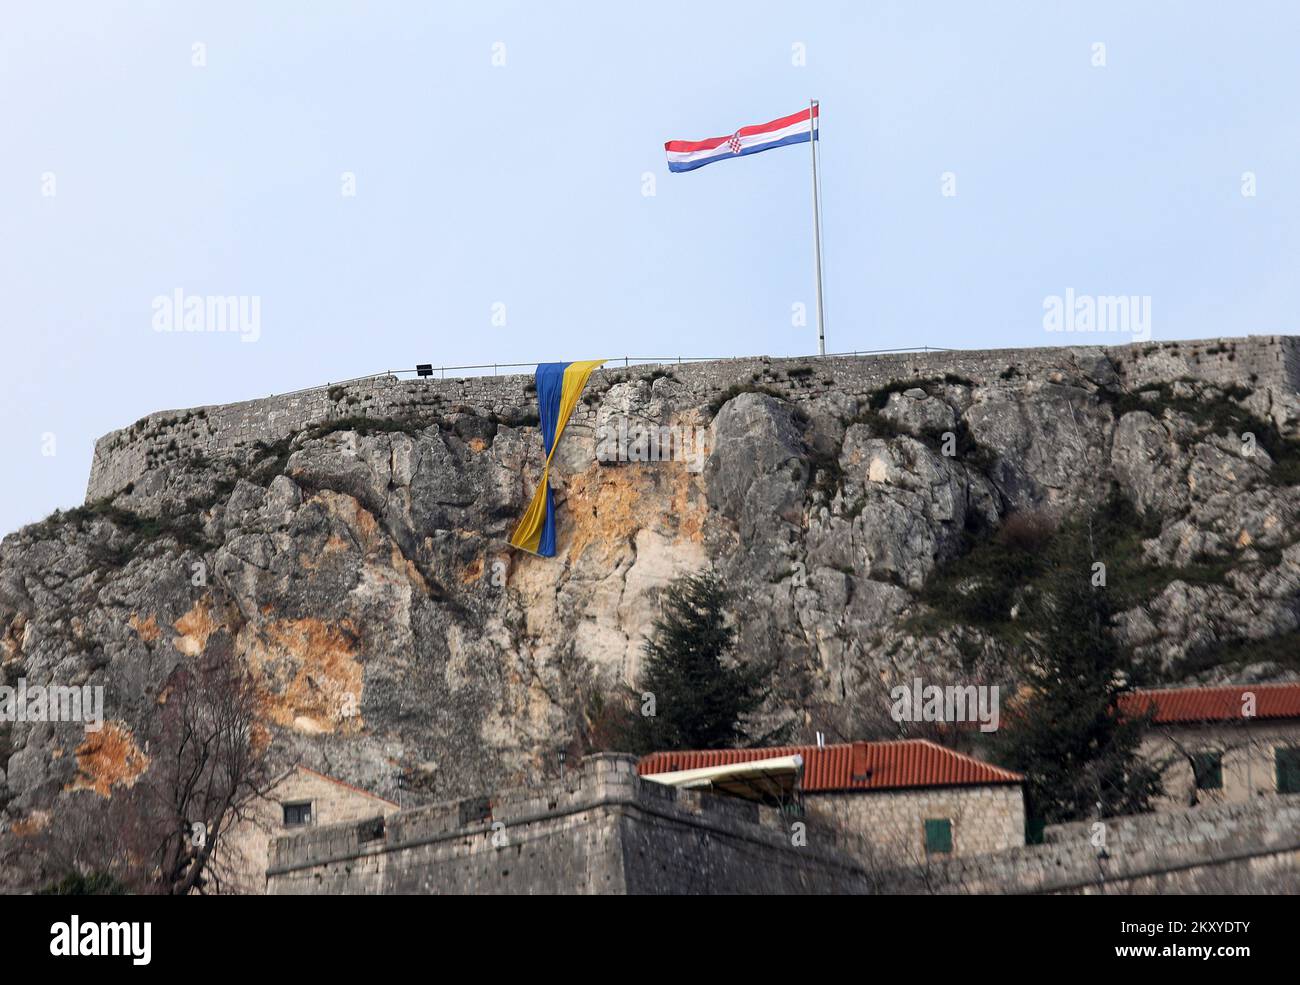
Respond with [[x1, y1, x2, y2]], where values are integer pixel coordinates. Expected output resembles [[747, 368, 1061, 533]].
[[935, 792, 1300, 894], [86, 335, 1300, 503], [266, 753, 879, 895], [266, 753, 1300, 895]]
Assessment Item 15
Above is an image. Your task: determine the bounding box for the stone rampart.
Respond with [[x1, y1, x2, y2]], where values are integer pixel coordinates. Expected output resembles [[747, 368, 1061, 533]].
[[86, 335, 1300, 502]]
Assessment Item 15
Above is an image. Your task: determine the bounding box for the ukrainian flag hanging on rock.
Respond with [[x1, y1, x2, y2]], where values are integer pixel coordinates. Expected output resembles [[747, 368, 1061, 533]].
[[509, 359, 606, 557]]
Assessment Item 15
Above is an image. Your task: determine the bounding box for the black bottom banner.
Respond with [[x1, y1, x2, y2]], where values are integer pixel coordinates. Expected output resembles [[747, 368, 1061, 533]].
[[0, 892, 1283, 973]]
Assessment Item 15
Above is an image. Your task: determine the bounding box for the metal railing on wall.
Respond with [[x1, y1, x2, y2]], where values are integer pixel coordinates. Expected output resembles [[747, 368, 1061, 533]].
[[272, 346, 956, 400]]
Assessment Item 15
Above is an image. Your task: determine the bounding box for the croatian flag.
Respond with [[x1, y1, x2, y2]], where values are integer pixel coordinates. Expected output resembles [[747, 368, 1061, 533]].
[[665, 105, 818, 173]]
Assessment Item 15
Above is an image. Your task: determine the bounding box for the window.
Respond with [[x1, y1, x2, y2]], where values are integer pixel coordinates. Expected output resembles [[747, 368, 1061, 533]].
[[924, 818, 953, 854], [1192, 751, 1223, 791], [458, 796, 492, 826], [1276, 747, 1300, 795], [283, 801, 312, 827]]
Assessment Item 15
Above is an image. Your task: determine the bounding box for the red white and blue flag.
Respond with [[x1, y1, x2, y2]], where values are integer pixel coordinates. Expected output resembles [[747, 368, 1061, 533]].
[[665, 105, 819, 173]]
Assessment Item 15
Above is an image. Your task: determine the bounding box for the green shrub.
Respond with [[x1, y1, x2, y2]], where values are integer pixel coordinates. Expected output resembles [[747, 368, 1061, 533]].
[[38, 871, 129, 896], [707, 383, 786, 416], [306, 416, 425, 440], [863, 379, 927, 410], [806, 448, 843, 499], [1096, 382, 1300, 486], [1172, 628, 1300, 678]]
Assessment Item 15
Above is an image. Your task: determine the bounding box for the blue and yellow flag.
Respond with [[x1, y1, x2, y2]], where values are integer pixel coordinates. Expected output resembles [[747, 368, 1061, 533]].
[[509, 359, 605, 557]]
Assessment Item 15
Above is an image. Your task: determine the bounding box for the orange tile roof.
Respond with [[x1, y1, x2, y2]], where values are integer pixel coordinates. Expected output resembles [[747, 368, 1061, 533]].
[[637, 739, 1022, 793], [1118, 683, 1300, 725]]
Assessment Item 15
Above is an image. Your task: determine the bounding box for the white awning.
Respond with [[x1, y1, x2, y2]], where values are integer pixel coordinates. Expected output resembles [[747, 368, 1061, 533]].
[[642, 754, 804, 802]]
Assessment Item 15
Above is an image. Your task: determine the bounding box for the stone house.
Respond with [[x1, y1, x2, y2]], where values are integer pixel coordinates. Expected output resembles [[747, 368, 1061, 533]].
[[638, 739, 1025, 861], [1119, 683, 1300, 810], [214, 764, 399, 894]]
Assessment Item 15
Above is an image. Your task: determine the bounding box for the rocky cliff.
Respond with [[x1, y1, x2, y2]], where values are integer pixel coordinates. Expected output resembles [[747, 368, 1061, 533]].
[[3, 336, 1300, 865]]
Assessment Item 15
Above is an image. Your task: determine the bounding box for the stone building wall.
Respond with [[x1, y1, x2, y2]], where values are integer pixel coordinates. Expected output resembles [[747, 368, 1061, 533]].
[[1139, 719, 1300, 810], [806, 784, 1025, 860], [216, 765, 400, 894], [86, 335, 1300, 502]]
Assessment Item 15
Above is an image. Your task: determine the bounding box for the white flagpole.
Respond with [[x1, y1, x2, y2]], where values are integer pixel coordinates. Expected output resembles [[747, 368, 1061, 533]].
[[810, 98, 826, 356]]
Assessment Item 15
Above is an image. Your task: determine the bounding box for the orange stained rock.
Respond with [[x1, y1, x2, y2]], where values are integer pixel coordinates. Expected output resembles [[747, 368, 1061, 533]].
[[67, 722, 148, 798]]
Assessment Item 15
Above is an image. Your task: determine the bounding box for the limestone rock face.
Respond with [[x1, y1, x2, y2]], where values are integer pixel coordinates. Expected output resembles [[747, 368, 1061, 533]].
[[3, 339, 1300, 858]]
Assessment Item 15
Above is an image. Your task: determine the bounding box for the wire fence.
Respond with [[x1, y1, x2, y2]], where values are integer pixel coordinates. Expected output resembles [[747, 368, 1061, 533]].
[[273, 346, 956, 399]]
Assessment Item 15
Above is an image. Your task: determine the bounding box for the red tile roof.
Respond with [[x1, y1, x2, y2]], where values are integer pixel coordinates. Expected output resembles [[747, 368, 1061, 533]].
[[637, 739, 1022, 793], [1118, 683, 1300, 725]]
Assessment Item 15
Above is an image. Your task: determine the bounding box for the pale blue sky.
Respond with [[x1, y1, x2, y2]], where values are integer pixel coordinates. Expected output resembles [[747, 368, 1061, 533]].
[[2, 1, 1297, 535]]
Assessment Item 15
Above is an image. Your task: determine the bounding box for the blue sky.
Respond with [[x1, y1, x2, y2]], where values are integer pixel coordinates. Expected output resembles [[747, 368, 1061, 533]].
[[2, 1, 1297, 535]]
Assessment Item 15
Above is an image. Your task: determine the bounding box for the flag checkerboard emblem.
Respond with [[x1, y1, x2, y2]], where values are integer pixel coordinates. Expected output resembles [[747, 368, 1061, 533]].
[[727, 132, 743, 153]]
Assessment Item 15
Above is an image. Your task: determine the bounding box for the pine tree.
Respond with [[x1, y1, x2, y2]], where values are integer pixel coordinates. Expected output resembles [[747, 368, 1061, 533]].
[[622, 570, 776, 754], [990, 527, 1163, 825]]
